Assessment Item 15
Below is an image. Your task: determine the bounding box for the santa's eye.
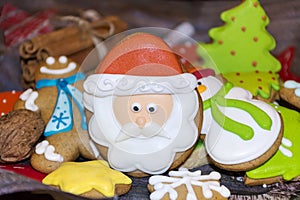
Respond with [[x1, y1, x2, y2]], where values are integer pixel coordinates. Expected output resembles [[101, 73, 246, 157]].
[[131, 102, 141, 112], [147, 103, 157, 113]]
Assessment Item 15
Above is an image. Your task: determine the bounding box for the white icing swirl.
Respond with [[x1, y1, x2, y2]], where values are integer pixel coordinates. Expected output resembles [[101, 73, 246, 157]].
[[35, 140, 64, 162], [84, 73, 197, 97], [279, 146, 293, 158], [279, 137, 293, 157], [19, 88, 39, 111], [149, 168, 230, 200]]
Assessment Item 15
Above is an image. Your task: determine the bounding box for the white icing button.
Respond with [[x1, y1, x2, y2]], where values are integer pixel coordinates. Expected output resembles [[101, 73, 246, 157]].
[[68, 62, 77, 69], [2, 99, 6, 103], [1, 112, 5, 116], [58, 56, 68, 64], [46, 56, 55, 65]]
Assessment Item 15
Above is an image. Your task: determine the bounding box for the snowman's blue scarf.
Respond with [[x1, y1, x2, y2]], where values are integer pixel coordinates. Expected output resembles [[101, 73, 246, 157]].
[[36, 72, 87, 137]]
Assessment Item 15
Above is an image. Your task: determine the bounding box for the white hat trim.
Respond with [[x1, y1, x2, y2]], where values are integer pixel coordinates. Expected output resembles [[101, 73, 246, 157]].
[[84, 73, 197, 97]]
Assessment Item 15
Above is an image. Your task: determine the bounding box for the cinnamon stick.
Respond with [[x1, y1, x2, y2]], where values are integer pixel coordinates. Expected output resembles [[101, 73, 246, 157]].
[[19, 15, 127, 89]]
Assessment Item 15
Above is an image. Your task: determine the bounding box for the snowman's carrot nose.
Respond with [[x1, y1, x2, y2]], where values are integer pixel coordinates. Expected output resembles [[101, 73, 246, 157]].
[[197, 84, 207, 93]]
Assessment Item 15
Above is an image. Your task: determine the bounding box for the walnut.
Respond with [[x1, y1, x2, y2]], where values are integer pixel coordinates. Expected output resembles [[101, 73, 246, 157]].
[[0, 109, 45, 163]]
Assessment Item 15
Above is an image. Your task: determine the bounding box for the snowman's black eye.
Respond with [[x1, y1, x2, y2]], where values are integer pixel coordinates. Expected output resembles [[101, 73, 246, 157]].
[[197, 81, 202, 85]]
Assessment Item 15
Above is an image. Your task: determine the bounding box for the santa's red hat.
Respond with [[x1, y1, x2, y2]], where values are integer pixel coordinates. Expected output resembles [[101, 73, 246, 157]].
[[84, 32, 197, 97]]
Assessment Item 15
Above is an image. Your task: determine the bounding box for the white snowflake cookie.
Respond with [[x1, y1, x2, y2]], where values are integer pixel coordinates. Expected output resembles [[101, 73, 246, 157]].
[[148, 168, 230, 200]]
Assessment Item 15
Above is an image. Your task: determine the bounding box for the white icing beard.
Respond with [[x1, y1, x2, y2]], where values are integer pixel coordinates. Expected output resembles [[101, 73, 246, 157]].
[[86, 92, 199, 174]]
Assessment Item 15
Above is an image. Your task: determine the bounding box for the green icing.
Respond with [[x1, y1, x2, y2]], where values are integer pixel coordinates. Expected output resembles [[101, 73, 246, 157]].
[[211, 96, 254, 140], [215, 96, 272, 131], [222, 71, 280, 99], [195, 140, 204, 150], [197, 0, 281, 74], [203, 99, 211, 110], [206, 82, 272, 140], [247, 104, 300, 181]]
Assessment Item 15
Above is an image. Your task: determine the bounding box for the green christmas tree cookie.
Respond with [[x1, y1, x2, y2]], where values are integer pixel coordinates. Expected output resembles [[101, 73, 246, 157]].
[[246, 104, 300, 183], [222, 70, 280, 99], [197, 0, 281, 99]]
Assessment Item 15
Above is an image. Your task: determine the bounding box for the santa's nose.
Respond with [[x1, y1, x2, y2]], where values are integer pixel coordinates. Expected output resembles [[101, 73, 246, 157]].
[[135, 116, 147, 128]]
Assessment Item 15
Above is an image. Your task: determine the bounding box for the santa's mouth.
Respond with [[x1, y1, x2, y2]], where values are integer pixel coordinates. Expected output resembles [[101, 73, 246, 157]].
[[114, 122, 170, 143]]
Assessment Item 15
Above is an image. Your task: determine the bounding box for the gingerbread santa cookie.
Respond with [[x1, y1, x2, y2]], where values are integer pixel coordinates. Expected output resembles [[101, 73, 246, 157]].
[[194, 71, 283, 171], [83, 32, 202, 176], [14, 55, 98, 173]]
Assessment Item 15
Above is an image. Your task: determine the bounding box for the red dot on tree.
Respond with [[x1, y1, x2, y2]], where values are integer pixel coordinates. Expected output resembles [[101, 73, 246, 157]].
[[262, 15, 267, 21], [218, 40, 223, 45], [241, 26, 246, 32], [236, 72, 240, 76], [230, 50, 236, 56], [231, 16, 236, 22], [253, 2, 259, 7], [253, 37, 258, 42], [272, 77, 276, 80], [252, 61, 257, 67], [257, 78, 262, 82], [255, 70, 259, 73], [240, 80, 244, 83], [258, 86, 263, 90], [268, 70, 273, 74]]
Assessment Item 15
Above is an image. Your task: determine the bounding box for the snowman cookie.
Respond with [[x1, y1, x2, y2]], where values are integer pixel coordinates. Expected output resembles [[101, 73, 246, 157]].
[[195, 70, 283, 171]]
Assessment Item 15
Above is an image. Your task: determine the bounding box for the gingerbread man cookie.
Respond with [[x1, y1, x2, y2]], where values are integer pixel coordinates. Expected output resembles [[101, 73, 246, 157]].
[[14, 55, 98, 173]]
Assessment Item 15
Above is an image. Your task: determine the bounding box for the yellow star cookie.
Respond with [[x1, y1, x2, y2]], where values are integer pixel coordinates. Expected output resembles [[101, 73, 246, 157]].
[[42, 160, 132, 197]]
